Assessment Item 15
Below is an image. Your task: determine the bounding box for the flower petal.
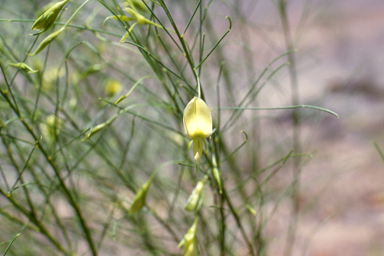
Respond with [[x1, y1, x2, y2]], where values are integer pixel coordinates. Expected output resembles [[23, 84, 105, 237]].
[[183, 97, 212, 138]]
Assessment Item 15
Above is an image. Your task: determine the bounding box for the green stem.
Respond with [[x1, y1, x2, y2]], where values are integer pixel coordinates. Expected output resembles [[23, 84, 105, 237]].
[[213, 105, 338, 118], [223, 186, 255, 256], [0, 188, 70, 255], [3, 233, 20, 256], [62, 0, 92, 30], [0, 66, 97, 256]]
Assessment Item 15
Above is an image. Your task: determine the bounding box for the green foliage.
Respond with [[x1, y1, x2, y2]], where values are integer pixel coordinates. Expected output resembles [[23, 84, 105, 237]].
[[0, 0, 337, 255]]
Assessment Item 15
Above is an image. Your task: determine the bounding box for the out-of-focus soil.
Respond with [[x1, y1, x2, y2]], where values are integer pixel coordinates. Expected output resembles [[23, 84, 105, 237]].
[[266, 1, 384, 255]]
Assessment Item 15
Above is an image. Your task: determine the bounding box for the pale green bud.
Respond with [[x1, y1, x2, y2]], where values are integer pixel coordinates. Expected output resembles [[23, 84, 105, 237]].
[[6, 63, 38, 74], [106, 8, 162, 43], [129, 172, 156, 214], [185, 176, 207, 212], [123, 0, 148, 12], [104, 7, 163, 43], [28, 28, 64, 56], [192, 137, 204, 164], [183, 237, 198, 256], [212, 153, 222, 194], [104, 15, 135, 24], [32, 0, 70, 34], [82, 115, 117, 141], [246, 204, 256, 215], [125, 8, 160, 27], [178, 217, 199, 256], [129, 182, 149, 214]]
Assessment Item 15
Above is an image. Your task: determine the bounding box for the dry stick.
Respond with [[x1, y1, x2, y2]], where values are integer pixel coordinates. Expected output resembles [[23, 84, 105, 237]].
[[279, 1, 301, 256]]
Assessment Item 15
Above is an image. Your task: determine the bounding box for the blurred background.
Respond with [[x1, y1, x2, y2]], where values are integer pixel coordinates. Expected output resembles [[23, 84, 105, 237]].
[[259, 0, 384, 255], [1, 0, 384, 255]]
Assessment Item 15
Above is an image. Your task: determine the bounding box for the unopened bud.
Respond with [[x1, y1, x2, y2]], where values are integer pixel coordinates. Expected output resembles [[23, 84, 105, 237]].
[[123, 0, 148, 12], [82, 115, 117, 141], [178, 217, 199, 256], [212, 154, 222, 194], [129, 171, 157, 214], [32, 0, 69, 34], [185, 176, 207, 212], [6, 63, 38, 74], [104, 7, 162, 43], [28, 28, 64, 56]]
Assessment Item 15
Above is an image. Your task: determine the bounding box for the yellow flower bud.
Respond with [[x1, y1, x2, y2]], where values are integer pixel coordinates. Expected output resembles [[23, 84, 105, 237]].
[[129, 172, 156, 214], [178, 217, 199, 256], [104, 8, 162, 43], [185, 176, 207, 212], [183, 237, 198, 256], [32, 0, 69, 34], [129, 181, 150, 214], [125, 8, 153, 25], [246, 204, 256, 215], [104, 79, 122, 97], [123, 0, 148, 12]]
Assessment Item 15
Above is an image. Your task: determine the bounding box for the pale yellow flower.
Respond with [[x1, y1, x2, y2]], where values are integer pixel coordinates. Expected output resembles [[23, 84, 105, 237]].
[[183, 97, 212, 139], [183, 97, 212, 163]]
